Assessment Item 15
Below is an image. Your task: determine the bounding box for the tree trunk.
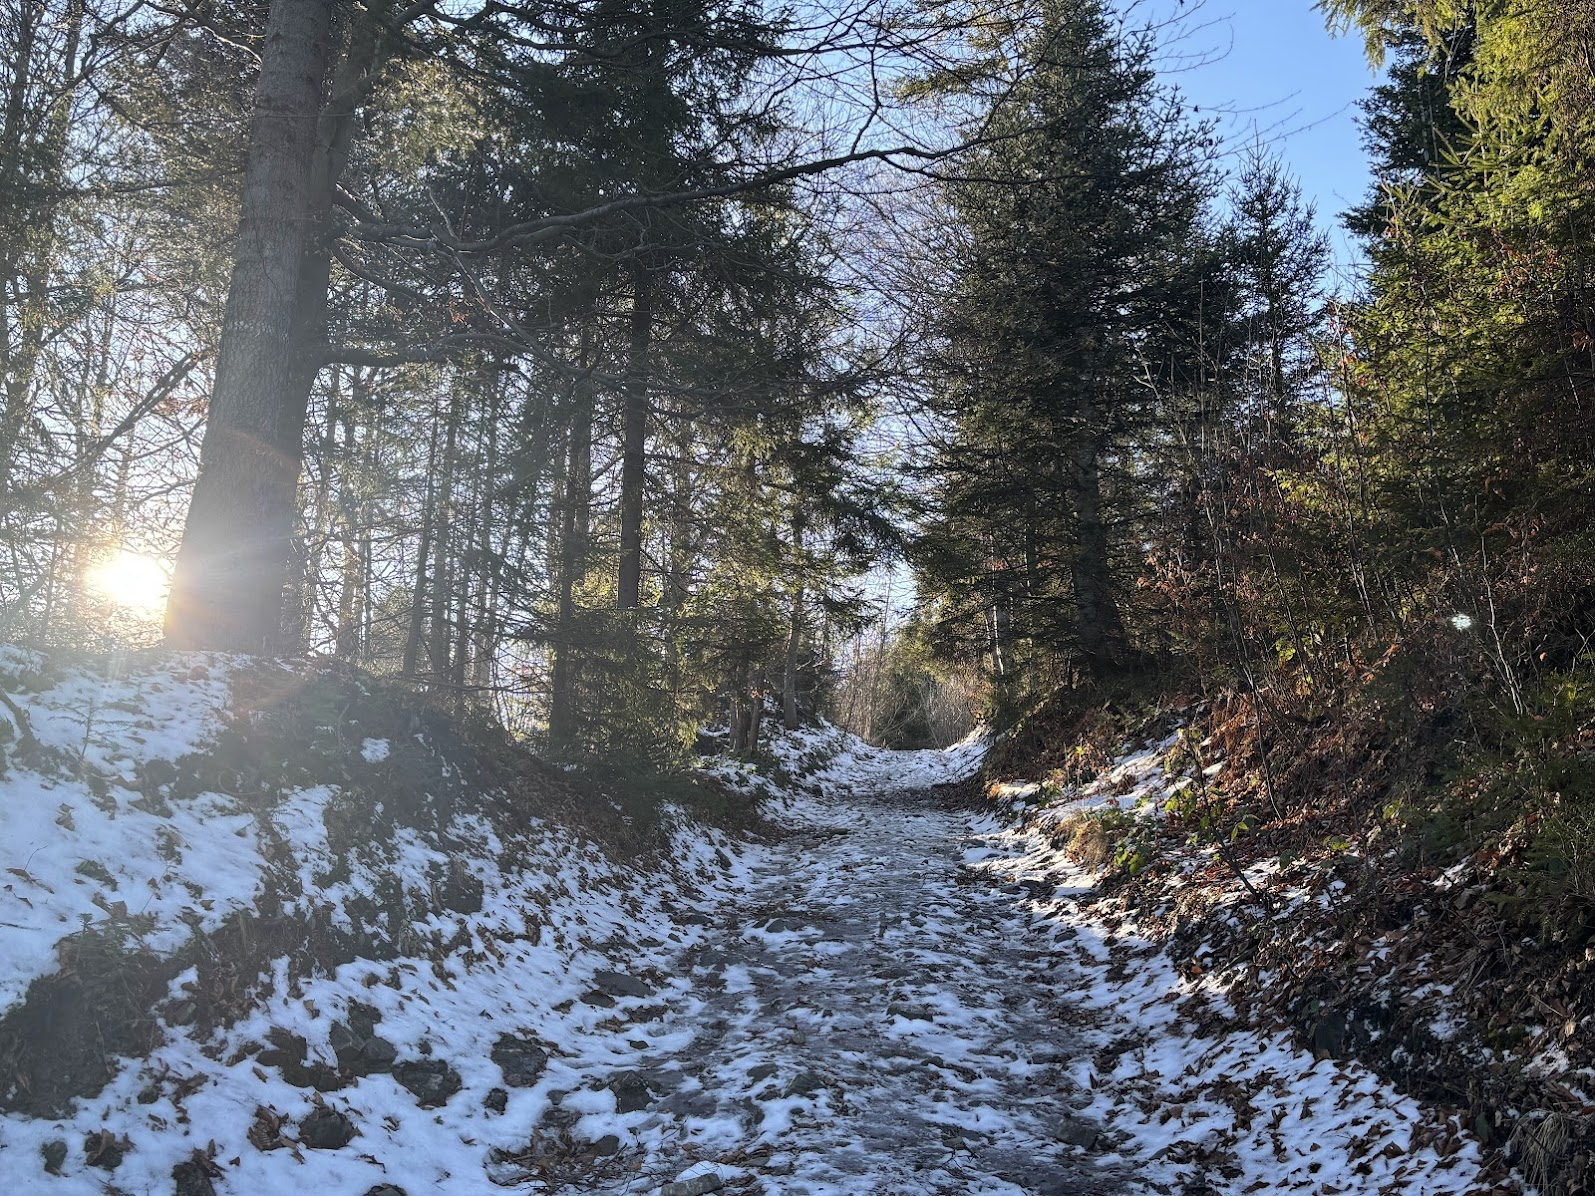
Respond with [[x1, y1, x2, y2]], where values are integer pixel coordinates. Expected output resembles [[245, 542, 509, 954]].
[[1069, 395, 1127, 673], [402, 415, 442, 677], [548, 360, 595, 753], [166, 0, 393, 651], [782, 512, 806, 731], [165, 0, 337, 650], [616, 267, 654, 610], [429, 382, 463, 684], [333, 370, 368, 660]]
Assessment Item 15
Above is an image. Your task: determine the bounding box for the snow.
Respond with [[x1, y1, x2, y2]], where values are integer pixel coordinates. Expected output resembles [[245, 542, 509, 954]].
[[0, 660, 1492, 1195], [962, 732, 1491, 1195], [700, 718, 986, 800], [0, 653, 261, 1013], [0, 653, 756, 1193]]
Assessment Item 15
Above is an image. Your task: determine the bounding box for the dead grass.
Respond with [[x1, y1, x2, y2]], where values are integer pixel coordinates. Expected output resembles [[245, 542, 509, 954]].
[[984, 637, 1595, 1190], [1051, 812, 1115, 872]]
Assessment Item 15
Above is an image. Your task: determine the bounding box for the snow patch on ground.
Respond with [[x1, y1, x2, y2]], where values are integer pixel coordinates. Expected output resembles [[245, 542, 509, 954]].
[[0, 653, 258, 1012], [701, 719, 986, 802], [0, 652, 757, 1194], [0, 663, 1491, 1195], [970, 733, 1490, 1194]]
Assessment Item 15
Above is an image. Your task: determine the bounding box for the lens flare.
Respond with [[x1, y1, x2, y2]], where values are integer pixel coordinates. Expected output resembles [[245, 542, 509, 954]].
[[86, 549, 171, 616]]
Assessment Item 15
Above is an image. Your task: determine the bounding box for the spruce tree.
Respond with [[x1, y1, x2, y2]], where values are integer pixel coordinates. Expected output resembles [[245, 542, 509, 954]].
[[915, 0, 1215, 685]]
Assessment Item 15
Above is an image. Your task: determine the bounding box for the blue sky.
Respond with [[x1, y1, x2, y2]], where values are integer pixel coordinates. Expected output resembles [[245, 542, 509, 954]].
[[1121, 0, 1381, 278]]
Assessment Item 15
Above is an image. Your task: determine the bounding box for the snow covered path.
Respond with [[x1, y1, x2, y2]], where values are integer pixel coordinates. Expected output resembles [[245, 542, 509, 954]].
[[0, 658, 1488, 1196], [585, 785, 1124, 1196]]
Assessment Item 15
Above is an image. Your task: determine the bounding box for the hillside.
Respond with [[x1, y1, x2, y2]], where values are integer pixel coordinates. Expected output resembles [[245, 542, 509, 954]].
[[977, 683, 1594, 1194], [0, 650, 1515, 1196], [0, 649, 757, 1194]]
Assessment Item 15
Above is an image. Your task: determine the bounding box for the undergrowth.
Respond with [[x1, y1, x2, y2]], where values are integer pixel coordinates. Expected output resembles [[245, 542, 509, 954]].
[[985, 633, 1595, 1190]]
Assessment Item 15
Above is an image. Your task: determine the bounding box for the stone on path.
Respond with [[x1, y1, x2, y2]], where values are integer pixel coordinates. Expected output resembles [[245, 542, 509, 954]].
[[608, 1070, 652, 1113], [783, 1070, 826, 1098], [660, 1172, 726, 1196], [172, 1160, 218, 1196], [392, 1058, 462, 1107], [593, 969, 655, 998], [1056, 1115, 1100, 1149], [491, 1033, 549, 1087], [299, 1107, 356, 1149]]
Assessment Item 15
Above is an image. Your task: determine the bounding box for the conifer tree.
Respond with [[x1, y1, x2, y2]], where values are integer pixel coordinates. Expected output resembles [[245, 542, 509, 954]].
[[914, 0, 1215, 686]]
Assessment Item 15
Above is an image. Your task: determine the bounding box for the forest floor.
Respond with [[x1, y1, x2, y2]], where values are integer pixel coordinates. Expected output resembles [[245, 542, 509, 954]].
[[0, 653, 1502, 1195]]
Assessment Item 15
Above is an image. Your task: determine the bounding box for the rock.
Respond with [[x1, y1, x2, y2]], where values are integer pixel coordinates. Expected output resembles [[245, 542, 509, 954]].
[[608, 1070, 652, 1113], [540, 1105, 581, 1130], [941, 1125, 982, 1149], [299, 1107, 356, 1149], [140, 758, 179, 788], [783, 1071, 825, 1098], [593, 969, 654, 998], [393, 1058, 462, 1108], [763, 1157, 796, 1176], [747, 1063, 778, 1082], [887, 1002, 935, 1022], [491, 1034, 549, 1087], [361, 1036, 398, 1073], [173, 1160, 219, 1196], [580, 990, 617, 1009], [346, 1002, 379, 1040], [681, 913, 713, 926], [362, 1187, 407, 1196], [697, 949, 731, 970], [131, 787, 176, 815], [1056, 1117, 1098, 1150], [329, 1021, 365, 1069], [259, 1027, 344, 1091], [484, 1087, 508, 1114], [661, 1173, 725, 1196], [591, 1133, 621, 1156], [41, 1139, 66, 1175], [440, 860, 484, 914], [656, 1088, 720, 1118], [83, 1129, 127, 1170], [1310, 1010, 1347, 1059], [166, 1000, 198, 1027]]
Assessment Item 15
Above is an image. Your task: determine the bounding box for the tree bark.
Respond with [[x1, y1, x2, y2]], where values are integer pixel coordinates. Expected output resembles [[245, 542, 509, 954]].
[[402, 414, 442, 677], [165, 0, 338, 650], [782, 511, 806, 731], [548, 359, 595, 752], [333, 369, 368, 660], [1069, 394, 1127, 673], [429, 382, 463, 683], [616, 267, 654, 610], [166, 0, 394, 651]]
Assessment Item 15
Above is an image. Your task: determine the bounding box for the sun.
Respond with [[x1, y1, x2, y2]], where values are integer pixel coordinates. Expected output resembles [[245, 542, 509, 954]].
[[86, 549, 172, 617]]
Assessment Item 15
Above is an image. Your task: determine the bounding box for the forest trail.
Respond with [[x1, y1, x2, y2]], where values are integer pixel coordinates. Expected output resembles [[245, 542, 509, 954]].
[[0, 659, 1489, 1196], [564, 783, 1124, 1196]]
